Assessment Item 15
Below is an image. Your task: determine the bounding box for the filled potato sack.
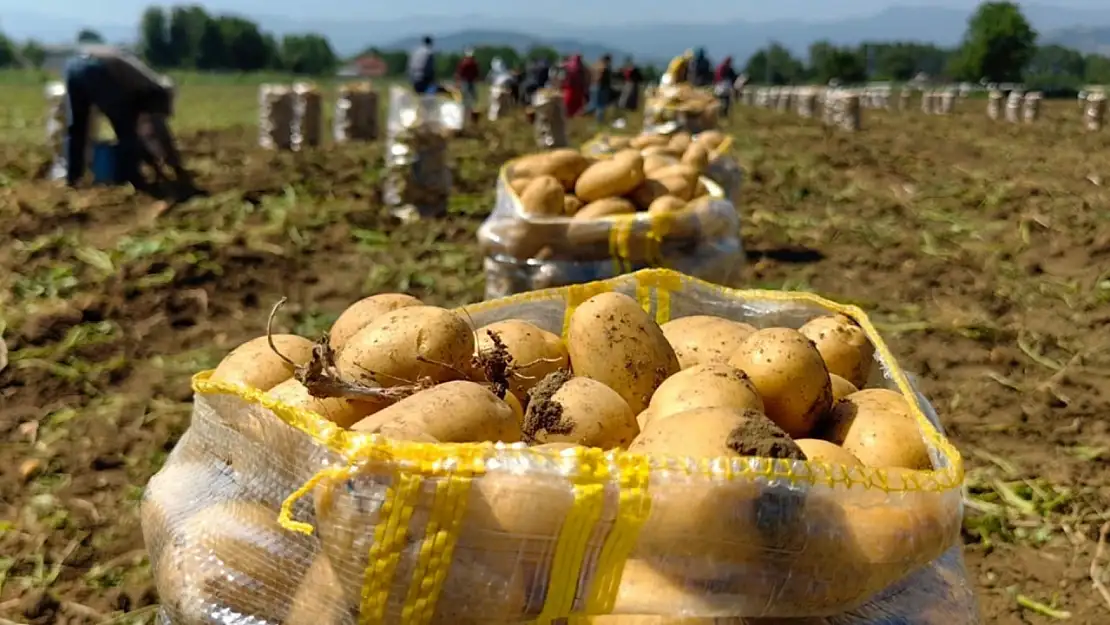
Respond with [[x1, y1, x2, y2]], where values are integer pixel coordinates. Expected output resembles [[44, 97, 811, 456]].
[[382, 85, 462, 220], [477, 148, 744, 299], [643, 84, 722, 135], [142, 269, 978, 624]]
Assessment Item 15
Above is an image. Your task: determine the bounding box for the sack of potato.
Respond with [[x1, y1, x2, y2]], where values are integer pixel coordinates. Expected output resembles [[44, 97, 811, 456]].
[[142, 269, 977, 624], [476, 147, 744, 298], [334, 82, 380, 142], [582, 130, 743, 206], [532, 87, 569, 148], [644, 84, 721, 135], [291, 82, 323, 151], [259, 84, 295, 150], [383, 85, 460, 220]]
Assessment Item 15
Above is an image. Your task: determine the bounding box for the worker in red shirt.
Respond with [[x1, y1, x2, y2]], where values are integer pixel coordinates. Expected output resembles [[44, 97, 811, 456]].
[[455, 49, 480, 112]]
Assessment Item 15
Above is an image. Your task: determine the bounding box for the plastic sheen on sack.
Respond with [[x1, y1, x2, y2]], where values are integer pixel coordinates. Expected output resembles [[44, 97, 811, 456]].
[[581, 132, 743, 207], [142, 269, 978, 625], [477, 161, 744, 299], [383, 86, 463, 220]]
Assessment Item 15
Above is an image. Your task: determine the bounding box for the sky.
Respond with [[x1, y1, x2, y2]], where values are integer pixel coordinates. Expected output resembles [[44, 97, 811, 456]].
[[5, 0, 1110, 26]]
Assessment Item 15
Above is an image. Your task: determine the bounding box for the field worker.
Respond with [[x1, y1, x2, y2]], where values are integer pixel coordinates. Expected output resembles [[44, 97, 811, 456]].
[[455, 49, 480, 111], [691, 47, 713, 87], [714, 56, 738, 114], [586, 54, 615, 123], [63, 45, 187, 189], [408, 35, 437, 94], [562, 54, 588, 117], [662, 50, 693, 86], [619, 57, 643, 111]]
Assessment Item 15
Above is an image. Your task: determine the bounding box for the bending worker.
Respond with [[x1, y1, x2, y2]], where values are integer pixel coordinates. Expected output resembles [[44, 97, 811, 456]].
[[64, 45, 189, 189]]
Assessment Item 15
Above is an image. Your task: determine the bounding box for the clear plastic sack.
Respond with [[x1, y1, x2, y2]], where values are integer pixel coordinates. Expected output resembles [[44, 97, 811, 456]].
[[291, 82, 323, 151], [644, 85, 721, 135], [383, 85, 460, 220], [533, 88, 569, 149], [143, 269, 977, 624], [334, 82, 380, 143], [259, 84, 294, 150], [477, 160, 744, 298]]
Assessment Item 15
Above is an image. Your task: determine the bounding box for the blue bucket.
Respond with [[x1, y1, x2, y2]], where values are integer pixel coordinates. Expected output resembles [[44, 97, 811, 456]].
[[91, 141, 124, 185]]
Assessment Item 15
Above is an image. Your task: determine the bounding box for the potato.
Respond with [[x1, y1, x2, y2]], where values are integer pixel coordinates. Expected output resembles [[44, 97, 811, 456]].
[[652, 175, 696, 201], [799, 314, 875, 387], [158, 501, 315, 624], [641, 145, 682, 159], [630, 134, 670, 149], [511, 149, 591, 190], [642, 154, 674, 175], [602, 559, 726, 619], [474, 319, 569, 404], [694, 130, 726, 151], [795, 438, 862, 466], [286, 555, 351, 625], [567, 292, 680, 413], [646, 163, 699, 184], [267, 377, 380, 428], [608, 136, 632, 149], [210, 334, 313, 391], [337, 305, 473, 387], [728, 328, 832, 438], [421, 555, 530, 624], [829, 373, 859, 403], [627, 179, 671, 209], [681, 143, 710, 171], [823, 389, 931, 469], [575, 151, 646, 202], [524, 371, 638, 448], [646, 363, 764, 426], [352, 380, 520, 444], [647, 195, 687, 216], [141, 460, 236, 541], [329, 293, 422, 351], [629, 407, 804, 579], [509, 176, 532, 195], [574, 197, 637, 220], [563, 194, 584, 215], [661, 315, 757, 369], [519, 175, 566, 217], [667, 131, 693, 153]]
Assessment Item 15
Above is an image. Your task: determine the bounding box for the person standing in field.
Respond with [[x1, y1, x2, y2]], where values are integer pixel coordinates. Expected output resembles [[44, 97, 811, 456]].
[[562, 54, 588, 117], [63, 45, 190, 190], [714, 56, 738, 115], [408, 36, 437, 94], [587, 54, 615, 123], [455, 49, 480, 111], [690, 47, 713, 87], [618, 57, 643, 111]]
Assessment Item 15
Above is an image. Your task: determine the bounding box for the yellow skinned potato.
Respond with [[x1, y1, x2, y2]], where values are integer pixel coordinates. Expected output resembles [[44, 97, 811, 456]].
[[474, 319, 569, 405], [328, 293, 422, 351], [352, 381, 520, 443], [575, 150, 646, 202], [823, 388, 932, 469], [567, 292, 680, 414], [728, 328, 832, 438], [523, 371, 638, 448], [574, 197, 637, 220], [337, 305, 473, 387], [829, 373, 859, 403], [630, 134, 669, 149], [210, 334, 313, 391], [795, 438, 863, 466], [509, 176, 531, 195], [681, 143, 710, 171], [266, 378, 380, 428], [511, 149, 591, 191], [519, 175, 566, 217], [641, 145, 682, 159], [661, 315, 757, 369], [286, 555, 350, 625], [563, 194, 584, 215], [694, 130, 726, 151], [799, 314, 876, 387], [647, 163, 699, 184], [642, 154, 674, 175], [647, 195, 687, 216], [645, 363, 764, 427], [667, 131, 692, 152]]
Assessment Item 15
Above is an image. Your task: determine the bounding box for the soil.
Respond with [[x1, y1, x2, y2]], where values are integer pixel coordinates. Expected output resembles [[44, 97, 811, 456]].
[[522, 369, 575, 441], [726, 409, 805, 459], [0, 99, 1108, 624]]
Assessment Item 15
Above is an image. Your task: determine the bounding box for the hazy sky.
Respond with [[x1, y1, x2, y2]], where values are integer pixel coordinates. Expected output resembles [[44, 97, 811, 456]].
[[6, 0, 1110, 25]]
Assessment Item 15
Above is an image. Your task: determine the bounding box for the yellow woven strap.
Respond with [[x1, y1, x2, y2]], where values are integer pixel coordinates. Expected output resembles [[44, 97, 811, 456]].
[[607, 216, 637, 277], [584, 454, 653, 614], [634, 269, 683, 326], [359, 472, 425, 625], [401, 474, 475, 624], [562, 281, 614, 337]]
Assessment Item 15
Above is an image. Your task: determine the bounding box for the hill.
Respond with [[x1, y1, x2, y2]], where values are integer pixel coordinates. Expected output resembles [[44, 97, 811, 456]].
[[1044, 26, 1110, 55], [383, 30, 642, 63]]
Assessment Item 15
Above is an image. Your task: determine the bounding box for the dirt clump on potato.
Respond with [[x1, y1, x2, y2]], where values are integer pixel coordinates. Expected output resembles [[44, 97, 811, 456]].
[[471, 329, 514, 399], [522, 369, 576, 440], [725, 410, 805, 460]]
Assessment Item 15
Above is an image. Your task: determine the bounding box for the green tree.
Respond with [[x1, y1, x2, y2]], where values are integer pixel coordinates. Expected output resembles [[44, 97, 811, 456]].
[[0, 32, 16, 68], [525, 46, 559, 62], [1025, 44, 1086, 93], [949, 1, 1037, 82], [77, 28, 105, 44], [808, 41, 867, 84], [168, 5, 211, 68], [280, 34, 338, 75], [1085, 54, 1110, 84], [744, 43, 805, 85], [195, 18, 226, 70], [218, 16, 272, 71], [20, 40, 46, 69], [139, 7, 173, 67]]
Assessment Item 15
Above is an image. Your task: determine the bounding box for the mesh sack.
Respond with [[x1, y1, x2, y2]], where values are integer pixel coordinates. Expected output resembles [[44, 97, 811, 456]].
[[143, 269, 977, 624], [259, 84, 294, 150], [383, 86, 461, 220], [643, 86, 720, 135], [45, 81, 101, 181], [291, 82, 323, 150], [533, 88, 568, 148], [477, 159, 744, 299], [581, 132, 743, 207], [334, 83, 381, 143]]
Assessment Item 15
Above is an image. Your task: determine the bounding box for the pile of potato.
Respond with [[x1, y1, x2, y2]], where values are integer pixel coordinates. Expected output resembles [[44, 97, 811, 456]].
[[162, 286, 946, 623], [644, 84, 721, 134], [483, 138, 735, 265]]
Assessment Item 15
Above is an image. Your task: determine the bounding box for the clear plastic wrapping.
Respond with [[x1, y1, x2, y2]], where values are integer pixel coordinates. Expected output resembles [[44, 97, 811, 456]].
[[644, 85, 721, 135], [334, 83, 380, 142], [291, 82, 323, 151], [143, 269, 977, 624], [533, 88, 568, 148], [489, 85, 513, 122], [259, 84, 294, 150], [383, 86, 462, 220], [45, 81, 100, 181], [477, 160, 744, 298]]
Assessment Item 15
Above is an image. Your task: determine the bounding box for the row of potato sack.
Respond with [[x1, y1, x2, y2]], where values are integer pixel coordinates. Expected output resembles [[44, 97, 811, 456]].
[[477, 137, 744, 297], [144, 277, 967, 624], [643, 84, 722, 134], [582, 129, 742, 205]]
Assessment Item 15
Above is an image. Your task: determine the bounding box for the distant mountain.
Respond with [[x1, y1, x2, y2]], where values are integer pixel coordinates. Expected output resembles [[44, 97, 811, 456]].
[[1044, 27, 1110, 55], [4, 4, 1110, 62], [383, 30, 644, 63]]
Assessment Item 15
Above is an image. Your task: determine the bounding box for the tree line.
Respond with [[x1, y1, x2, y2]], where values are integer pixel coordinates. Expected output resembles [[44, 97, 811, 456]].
[[0, 1, 1108, 91]]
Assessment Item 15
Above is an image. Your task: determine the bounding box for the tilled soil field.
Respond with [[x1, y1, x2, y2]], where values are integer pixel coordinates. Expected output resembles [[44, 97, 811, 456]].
[[1, 96, 1109, 624]]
